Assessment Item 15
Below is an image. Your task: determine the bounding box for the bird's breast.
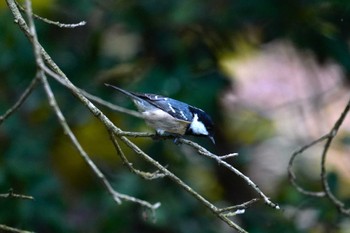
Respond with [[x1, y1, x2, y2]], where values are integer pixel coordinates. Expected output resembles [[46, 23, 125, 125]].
[[141, 109, 190, 135]]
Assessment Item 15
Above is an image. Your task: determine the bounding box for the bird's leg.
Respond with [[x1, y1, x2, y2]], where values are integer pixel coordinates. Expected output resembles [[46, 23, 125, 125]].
[[151, 131, 164, 141], [152, 130, 181, 143]]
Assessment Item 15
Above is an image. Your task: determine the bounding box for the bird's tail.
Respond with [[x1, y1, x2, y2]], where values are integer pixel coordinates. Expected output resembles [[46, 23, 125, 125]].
[[105, 83, 141, 101]]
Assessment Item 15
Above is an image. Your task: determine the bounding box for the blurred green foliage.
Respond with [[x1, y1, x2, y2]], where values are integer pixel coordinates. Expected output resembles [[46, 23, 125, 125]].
[[1, 0, 350, 232]]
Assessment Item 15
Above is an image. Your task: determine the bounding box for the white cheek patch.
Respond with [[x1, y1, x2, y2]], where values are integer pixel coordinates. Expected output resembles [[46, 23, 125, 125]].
[[189, 114, 208, 136]]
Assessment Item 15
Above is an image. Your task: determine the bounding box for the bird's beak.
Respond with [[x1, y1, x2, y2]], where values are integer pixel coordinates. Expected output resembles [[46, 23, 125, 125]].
[[209, 136, 215, 144]]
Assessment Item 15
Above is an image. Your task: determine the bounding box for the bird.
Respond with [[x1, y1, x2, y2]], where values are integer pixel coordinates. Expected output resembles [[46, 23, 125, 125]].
[[105, 84, 215, 144]]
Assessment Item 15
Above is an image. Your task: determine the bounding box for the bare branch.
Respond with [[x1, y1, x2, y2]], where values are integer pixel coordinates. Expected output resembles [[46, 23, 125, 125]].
[[222, 209, 246, 217], [41, 72, 119, 205], [219, 153, 239, 160], [0, 77, 39, 125], [117, 131, 154, 137], [40, 35, 160, 211], [24, 0, 117, 205], [0, 224, 34, 233], [24, 0, 159, 211], [179, 138, 280, 210], [0, 189, 34, 200], [110, 132, 167, 180], [117, 135, 248, 232], [288, 135, 328, 197], [16, 0, 86, 28], [218, 198, 260, 213], [288, 98, 350, 215], [0, 189, 34, 233], [320, 100, 350, 215]]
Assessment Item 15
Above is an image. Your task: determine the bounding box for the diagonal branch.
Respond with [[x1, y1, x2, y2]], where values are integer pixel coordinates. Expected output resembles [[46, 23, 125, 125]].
[[179, 139, 280, 210], [117, 134, 248, 233], [110, 132, 167, 180], [24, 0, 159, 211], [0, 224, 34, 233], [40, 71, 120, 205], [0, 76, 39, 125], [15, 0, 86, 28]]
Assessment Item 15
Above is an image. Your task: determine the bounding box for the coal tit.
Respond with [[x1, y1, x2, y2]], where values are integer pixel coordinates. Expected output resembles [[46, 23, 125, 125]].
[[105, 84, 215, 143]]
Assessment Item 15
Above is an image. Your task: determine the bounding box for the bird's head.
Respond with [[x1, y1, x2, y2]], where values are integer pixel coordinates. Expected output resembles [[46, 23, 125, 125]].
[[187, 107, 215, 144]]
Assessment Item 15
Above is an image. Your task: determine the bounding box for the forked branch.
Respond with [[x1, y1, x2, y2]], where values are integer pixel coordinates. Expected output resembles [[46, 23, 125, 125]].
[[288, 98, 350, 216]]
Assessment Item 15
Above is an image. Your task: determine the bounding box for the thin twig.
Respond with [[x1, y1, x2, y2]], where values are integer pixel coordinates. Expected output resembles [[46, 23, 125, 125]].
[[110, 132, 166, 180], [16, 0, 86, 28], [222, 209, 246, 217], [219, 153, 239, 160], [218, 198, 260, 213], [41, 72, 120, 205], [0, 77, 39, 125], [320, 100, 350, 215], [0, 224, 34, 233], [180, 138, 280, 210], [288, 135, 329, 197], [0, 189, 34, 200], [288, 99, 350, 215], [118, 135, 248, 232]]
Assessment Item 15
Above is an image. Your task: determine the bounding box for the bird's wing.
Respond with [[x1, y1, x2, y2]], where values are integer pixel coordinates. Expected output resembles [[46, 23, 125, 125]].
[[136, 93, 193, 123], [105, 84, 193, 123]]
